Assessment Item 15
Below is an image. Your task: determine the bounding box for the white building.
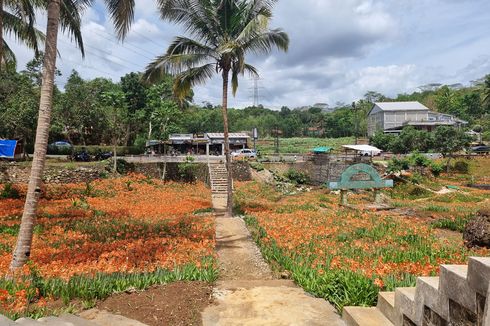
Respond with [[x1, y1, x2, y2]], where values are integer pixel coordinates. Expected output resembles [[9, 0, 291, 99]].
[[367, 101, 467, 137]]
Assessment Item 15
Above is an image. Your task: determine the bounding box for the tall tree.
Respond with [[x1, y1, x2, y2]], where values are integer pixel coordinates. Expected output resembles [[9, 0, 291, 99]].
[[0, 0, 45, 70], [9, 0, 140, 272], [143, 0, 289, 217]]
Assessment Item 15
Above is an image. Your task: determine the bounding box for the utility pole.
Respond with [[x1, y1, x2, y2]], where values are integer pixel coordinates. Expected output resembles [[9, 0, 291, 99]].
[[352, 102, 359, 145]]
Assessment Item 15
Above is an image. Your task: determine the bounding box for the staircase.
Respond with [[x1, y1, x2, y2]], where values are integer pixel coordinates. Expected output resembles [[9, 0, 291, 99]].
[[342, 256, 490, 326], [0, 309, 148, 325], [208, 162, 231, 215]]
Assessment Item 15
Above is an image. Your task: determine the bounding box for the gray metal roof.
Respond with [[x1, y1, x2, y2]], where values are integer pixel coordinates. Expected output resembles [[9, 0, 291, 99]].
[[373, 101, 430, 112], [206, 133, 250, 139]]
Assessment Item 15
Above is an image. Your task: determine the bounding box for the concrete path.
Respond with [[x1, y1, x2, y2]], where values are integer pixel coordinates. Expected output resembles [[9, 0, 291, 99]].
[[202, 217, 344, 325]]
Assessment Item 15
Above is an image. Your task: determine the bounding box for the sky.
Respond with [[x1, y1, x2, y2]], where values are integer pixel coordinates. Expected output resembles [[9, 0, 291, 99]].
[[7, 0, 490, 109]]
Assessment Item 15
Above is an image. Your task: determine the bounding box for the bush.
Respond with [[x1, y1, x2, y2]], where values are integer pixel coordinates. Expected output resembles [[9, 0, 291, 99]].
[[409, 152, 431, 168], [452, 160, 469, 174], [113, 159, 135, 174], [250, 162, 265, 172], [284, 169, 310, 185], [387, 157, 410, 173], [0, 183, 20, 199], [430, 162, 444, 177], [178, 157, 198, 183]]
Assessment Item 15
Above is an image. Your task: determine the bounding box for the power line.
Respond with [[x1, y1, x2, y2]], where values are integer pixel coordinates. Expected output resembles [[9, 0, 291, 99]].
[[90, 29, 159, 60], [57, 38, 143, 72]]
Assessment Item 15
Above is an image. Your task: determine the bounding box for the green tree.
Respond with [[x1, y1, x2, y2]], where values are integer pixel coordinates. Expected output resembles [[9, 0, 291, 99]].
[[433, 126, 472, 172], [146, 83, 183, 140], [143, 0, 289, 217], [101, 89, 129, 172], [10, 0, 145, 272]]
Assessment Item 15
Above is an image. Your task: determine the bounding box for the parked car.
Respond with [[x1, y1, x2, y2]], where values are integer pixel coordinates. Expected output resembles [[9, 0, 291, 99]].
[[48, 141, 73, 154], [231, 149, 257, 159], [471, 145, 490, 154]]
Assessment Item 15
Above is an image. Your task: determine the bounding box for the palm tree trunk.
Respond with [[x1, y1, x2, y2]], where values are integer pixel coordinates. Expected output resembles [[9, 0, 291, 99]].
[[0, 0, 4, 71], [221, 69, 233, 217], [10, 0, 61, 272]]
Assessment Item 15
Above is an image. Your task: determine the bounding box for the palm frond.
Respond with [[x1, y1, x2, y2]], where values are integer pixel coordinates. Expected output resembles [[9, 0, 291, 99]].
[[172, 63, 215, 100], [2, 10, 45, 54], [241, 28, 289, 55], [1, 40, 17, 68], [103, 0, 135, 40], [59, 0, 92, 57]]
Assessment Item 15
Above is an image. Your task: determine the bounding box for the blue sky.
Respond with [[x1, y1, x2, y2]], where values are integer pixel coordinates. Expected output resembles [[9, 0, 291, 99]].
[[7, 0, 490, 109]]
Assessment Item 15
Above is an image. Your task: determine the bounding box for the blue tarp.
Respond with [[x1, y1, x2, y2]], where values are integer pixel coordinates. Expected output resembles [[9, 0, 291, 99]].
[[313, 146, 333, 154], [0, 140, 17, 158]]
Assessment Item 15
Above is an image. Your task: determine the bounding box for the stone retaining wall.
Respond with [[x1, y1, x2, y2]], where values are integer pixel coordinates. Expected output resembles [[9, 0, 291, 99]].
[[0, 163, 105, 184]]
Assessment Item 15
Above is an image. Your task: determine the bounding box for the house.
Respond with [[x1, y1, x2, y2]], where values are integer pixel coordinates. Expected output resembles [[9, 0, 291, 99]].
[[167, 133, 250, 156], [367, 101, 467, 137]]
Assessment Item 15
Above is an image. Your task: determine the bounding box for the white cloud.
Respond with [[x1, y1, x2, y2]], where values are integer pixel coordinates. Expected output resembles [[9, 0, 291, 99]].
[[4, 0, 490, 108]]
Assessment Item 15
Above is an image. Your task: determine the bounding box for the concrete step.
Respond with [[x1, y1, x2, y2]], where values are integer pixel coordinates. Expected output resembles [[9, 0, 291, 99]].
[[415, 277, 448, 321], [38, 316, 78, 325], [58, 314, 99, 326], [0, 315, 15, 325], [394, 287, 416, 325], [377, 292, 395, 324], [79, 309, 149, 326], [468, 256, 490, 295], [440, 264, 476, 312], [343, 307, 393, 326], [15, 318, 42, 325]]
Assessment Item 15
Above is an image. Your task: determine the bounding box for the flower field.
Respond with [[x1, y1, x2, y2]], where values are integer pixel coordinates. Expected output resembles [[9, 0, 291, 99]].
[[235, 179, 489, 311], [0, 175, 216, 317]]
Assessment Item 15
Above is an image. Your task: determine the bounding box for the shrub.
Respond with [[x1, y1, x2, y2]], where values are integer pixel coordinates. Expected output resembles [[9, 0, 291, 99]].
[[387, 157, 410, 173], [409, 152, 431, 168], [430, 162, 444, 177], [113, 159, 135, 174], [452, 160, 469, 174], [250, 162, 265, 172], [284, 169, 310, 185], [0, 183, 20, 199], [178, 157, 198, 183]]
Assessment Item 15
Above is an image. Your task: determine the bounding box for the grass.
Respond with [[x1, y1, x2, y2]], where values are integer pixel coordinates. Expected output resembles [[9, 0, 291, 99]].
[[432, 216, 469, 232], [0, 260, 218, 320], [256, 137, 355, 154]]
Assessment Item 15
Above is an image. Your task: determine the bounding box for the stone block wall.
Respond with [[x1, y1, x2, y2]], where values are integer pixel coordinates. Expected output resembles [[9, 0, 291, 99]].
[[0, 163, 105, 184]]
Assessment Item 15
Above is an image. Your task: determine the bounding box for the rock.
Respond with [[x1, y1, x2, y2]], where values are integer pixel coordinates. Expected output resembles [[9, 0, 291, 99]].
[[464, 208, 490, 248]]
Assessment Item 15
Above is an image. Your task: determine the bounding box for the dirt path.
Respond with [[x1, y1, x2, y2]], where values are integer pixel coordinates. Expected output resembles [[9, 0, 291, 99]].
[[202, 217, 344, 325]]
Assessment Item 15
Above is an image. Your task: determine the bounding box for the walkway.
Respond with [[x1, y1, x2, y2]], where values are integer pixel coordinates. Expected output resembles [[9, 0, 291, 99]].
[[202, 216, 344, 325]]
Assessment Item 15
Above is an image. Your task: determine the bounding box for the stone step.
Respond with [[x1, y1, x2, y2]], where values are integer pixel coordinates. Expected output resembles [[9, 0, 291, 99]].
[[59, 314, 99, 326], [468, 257, 490, 295], [343, 307, 393, 326], [79, 309, 149, 326], [377, 292, 395, 324], [38, 316, 78, 325], [415, 277, 448, 321], [15, 318, 42, 325], [394, 287, 416, 325], [0, 315, 16, 325], [440, 264, 476, 312]]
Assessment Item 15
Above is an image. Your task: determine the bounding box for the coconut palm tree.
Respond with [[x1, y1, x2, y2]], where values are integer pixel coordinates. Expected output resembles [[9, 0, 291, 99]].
[[0, 0, 45, 70], [143, 0, 289, 217], [9, 0, 90, 273], [9, 0, 169, 272]]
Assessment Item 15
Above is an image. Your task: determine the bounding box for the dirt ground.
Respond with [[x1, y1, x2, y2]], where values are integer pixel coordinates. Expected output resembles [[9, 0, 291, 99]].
[[96, 281, 213, 326]]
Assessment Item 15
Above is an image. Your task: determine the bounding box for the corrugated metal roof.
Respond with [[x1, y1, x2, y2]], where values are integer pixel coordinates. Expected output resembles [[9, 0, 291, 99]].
[[206, 133, 250, 139], [374, 101, 429, 112], [342, 145, 382, 152], [169, 134, 193, 141]]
